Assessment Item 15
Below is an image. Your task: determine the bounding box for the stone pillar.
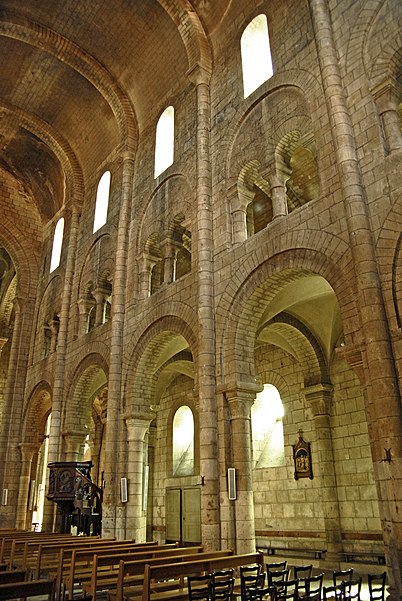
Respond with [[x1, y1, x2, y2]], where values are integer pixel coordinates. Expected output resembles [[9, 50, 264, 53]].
[[0, 295, 30, 526], [225, 383, 262, 554], [102, 152, 135, 537], [15, 443, 37, 530], [229, 184, 248, 246], [124, 415, 154, 542], [138, 255, 153, 299], [270, 175, 288, 219], [309, 2, 402, 596], [63, 431, 87, 461], [93, 287, 109, 327], [304, 384, 342, 552], [161, 239, 176, 285], [187, 66, 221, 550], [77, 295, 95, 335], [49, 318, 60, 354], [47, 206, 81, 473], [372, 80, 402, 154]]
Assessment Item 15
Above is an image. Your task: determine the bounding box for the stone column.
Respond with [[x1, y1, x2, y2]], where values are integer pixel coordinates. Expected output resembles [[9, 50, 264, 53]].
[[0, 295, 30, 526], [229, 184, 248, 246], [161, 239, 176, 285], [47, 206, 81, 470], [225, 383, 262, 554], [187, 66, 220, 550], [309, 2, 402, 596], [92, 287, 108, 327], [63, 431, 87, 461], [304, 384, 342, 552], [15, 443, 37, 530], [77, 295, 95, 335], [138, 255, 153, 299], [372, 80, 402, 154], [270, 175, 288, 219], [49, 318, 60, 354], [124, 414, 154, 541], [102, 152, 135, 537]]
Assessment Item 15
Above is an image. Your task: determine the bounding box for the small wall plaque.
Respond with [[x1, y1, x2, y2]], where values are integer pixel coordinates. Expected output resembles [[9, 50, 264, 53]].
[[292, 431, 313, 480]]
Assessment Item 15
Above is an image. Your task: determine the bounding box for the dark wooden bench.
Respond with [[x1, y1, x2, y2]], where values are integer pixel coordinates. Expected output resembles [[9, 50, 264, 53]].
[[139, 552, 264, 601], [338, 551, 386, 565], [81, 546, 203, 601], [260, 545, 327, 560], [64, 543, 179, 600], [0, 569, 29, 584], [106, 550, 236, 601], [0, 578, 55, 600], [54, 541, 158, 600], [3, 533, 75, 567]]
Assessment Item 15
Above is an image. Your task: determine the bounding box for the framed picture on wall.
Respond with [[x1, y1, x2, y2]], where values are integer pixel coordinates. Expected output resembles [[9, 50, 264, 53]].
[[292, 432, 313, 480]]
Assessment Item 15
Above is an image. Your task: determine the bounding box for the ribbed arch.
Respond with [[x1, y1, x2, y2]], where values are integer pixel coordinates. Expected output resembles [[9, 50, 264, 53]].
[[157, 0, 212, 80]]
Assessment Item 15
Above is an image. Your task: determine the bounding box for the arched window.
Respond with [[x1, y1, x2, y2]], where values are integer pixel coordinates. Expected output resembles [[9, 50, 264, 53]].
[[172, 405, 194, 476], [241, 14, 273, 99], [251, 384, 285, 468], [49, 217, 64, 273], [93, 171, 111, 233], [154, 106, 174, 178]]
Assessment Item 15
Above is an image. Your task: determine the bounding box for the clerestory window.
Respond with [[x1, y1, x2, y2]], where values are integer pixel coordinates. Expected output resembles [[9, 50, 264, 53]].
[[49, 217, 64, 273], [241, 14, 273, 99], [93, 170, 111, 233], [154, 106, 174, 178]]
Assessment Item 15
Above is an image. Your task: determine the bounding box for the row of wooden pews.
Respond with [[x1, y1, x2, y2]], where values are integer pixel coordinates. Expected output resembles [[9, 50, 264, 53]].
[[0, 529, 266, 601]]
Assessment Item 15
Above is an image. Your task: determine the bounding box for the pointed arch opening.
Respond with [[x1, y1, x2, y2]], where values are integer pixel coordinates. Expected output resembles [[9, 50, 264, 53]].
[[50, 217, 65, 273], [154, 106, 175, 178]]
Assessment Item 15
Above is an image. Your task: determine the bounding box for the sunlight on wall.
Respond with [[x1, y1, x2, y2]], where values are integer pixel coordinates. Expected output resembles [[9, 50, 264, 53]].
[[241, 14, 273, 99], [172, 405, 194, 476], [251, 384, 285, 468]]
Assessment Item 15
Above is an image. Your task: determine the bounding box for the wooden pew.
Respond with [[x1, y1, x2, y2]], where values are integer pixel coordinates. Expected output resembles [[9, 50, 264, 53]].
[[138, 552, 264, 601], [2, 533, 74, 566], [107, 550, 240, 601], [27, 536, 122, 577], [53, 541, 157, 597], [81, 546, 204, 601], [0, 569, 29, 584], [0, 578, 55, 600], [10, 534, 95, 570], [64, 543, 180, 600]]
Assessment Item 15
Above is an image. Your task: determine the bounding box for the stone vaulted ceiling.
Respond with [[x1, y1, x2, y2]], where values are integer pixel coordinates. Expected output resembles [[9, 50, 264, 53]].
[[0, 0, 231, 222]]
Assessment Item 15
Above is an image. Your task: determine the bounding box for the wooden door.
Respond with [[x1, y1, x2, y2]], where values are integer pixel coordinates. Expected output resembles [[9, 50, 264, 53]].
[[165, 486, 201, 544]]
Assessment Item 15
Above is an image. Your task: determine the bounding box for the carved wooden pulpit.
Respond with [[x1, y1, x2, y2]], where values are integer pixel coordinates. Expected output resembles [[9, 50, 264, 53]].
[[47, 461, 102, 535]]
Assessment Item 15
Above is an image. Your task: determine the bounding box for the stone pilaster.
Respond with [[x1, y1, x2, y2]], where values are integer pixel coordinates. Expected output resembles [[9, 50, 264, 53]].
[[15, 443, 37, 529], [304, 384, 342, 552], [124, 414, 154, 541], [225, 382, 262, 554]]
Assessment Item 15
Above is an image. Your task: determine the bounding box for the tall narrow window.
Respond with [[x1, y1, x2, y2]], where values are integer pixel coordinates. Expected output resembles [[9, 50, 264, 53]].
[[241, 14, 273, 99], [172, 405, 194, 476], [154, 106, 174, 178], [251, 384, 285, 468], [93, 171, 111, 233], [49, 217, 64, 273]]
